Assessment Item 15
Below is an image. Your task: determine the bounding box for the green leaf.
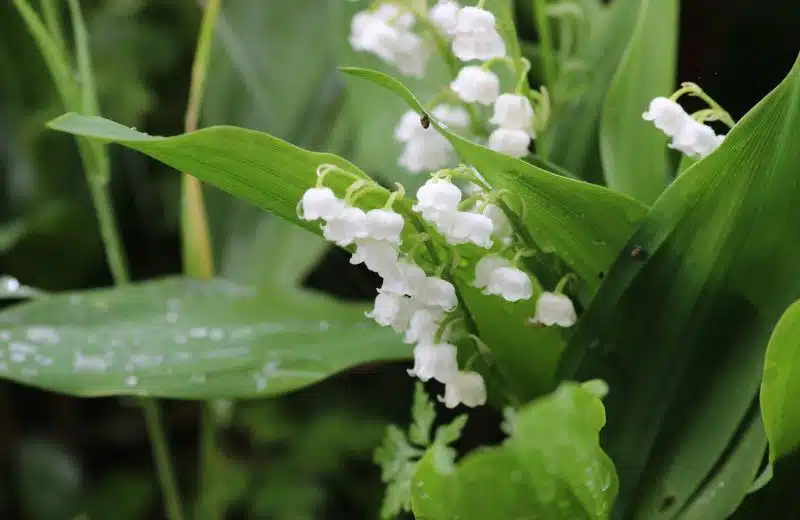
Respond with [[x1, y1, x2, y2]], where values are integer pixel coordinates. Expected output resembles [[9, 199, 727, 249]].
[[600, 0, 678, 202], [339, 66, 648, 292], [560, 54, 800, 519], [409, 381, 436, 446], [0, 277, 407, 398], [540, 0, 643, 182], [374, 425, 423, 519], [760, 298, 800, 462], [411, 382, 618, 520]]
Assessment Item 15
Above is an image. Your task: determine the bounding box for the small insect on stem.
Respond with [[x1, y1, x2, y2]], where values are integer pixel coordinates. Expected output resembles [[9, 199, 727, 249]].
[[630, 245, 647, 260], [420, 113, 430, 129]]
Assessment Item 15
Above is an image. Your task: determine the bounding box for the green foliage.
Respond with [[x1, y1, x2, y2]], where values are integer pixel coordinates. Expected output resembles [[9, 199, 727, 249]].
[[600, 0, 678, 202], [760, 298, 800, 462], [561, 54, 800, 519], [411, 382, 618, 520], [375, 383, 467, 519], [0, 277, 407, 398]]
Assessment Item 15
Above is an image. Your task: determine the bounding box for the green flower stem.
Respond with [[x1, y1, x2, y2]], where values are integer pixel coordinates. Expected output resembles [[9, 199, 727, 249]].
[[13, 2, 185, 520], [533, 0, 556, 91]]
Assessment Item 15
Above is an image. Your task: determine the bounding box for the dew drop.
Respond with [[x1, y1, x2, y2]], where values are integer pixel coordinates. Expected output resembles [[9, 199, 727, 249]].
[[0, 331, 9, 341], [190, 372, 206, 384], [166, 312, 179, 324], [209, 328, 224, 341], [26, 326, 60, 345], [125, 375, 138, 387], [1, 276, 20, 293], [73, 352, 108, 372], [189, 327, 208, 339]]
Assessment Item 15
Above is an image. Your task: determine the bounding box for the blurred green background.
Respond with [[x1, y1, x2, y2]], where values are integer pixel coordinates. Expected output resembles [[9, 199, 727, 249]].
[[0, 1, 798, 519]]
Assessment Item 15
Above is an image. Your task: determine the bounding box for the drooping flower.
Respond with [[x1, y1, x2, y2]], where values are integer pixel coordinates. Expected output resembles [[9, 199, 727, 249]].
[[481, 204, 513, 246], [322, 207, 369, 246], [366, 291, 416, 332], [349, 238, 400, 275], [490, 94, 534, 133], [473, 254, 512, 289], [439, 371, 487, 408], [488, 128, 531, 157], [413, 178, 463, 222], [452, 6, 506, 61], [299, 187, 345, 221], [530, 292, 577, 327], [395, 107, 466, 173], [642, 97, 690, 137], [380, 258, 428, 296], [485, 266, 533, 302], [431, 104, 471, 131], [439, 211, 494, 248], [404, 308, 446, 345], [365, 208, 405, 244], [450, 66, 500, 105], [669, 119, 724, 158], [408, 343, 460, 383], [429, 0, 460, 37], [391, 32, 430, 78], [417, 276, 458, 311]]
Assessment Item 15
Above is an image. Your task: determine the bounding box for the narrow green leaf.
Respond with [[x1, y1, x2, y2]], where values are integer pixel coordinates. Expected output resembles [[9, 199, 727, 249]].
[[600, 0, 678, 202], [411, 382, 618, 520], [0, 277, 407, 398], [560, 53, 800, 518], [760, 298, 800, 462]]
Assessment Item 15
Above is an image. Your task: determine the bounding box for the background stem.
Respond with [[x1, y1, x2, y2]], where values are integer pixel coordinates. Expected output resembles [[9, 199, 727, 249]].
[[533, 0, 556, 91]]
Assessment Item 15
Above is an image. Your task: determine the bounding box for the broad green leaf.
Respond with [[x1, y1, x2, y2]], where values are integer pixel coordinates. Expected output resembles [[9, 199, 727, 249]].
[[600, 0, 678, 202], [0, 277, 407, 398], [540, 0, 643, 182], [340, 66, 648, 291], [675, 413, 766, 520], [760, 298, 800, 462], [560, 54, 800, 519], [45, 113, 389, 237], [411, 382, 618, 520]]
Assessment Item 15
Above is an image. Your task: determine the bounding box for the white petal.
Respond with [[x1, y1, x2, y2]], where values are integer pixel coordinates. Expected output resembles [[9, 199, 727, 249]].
[[450, 66, 500, 105], [531, 292, 577, 327], [490, 94, 534, 132], [299, 187, 345, 221], [485, 267, 533, 302], [473, 254, 512, 289], [438, 371, 486, 408], [365, 209, 405, 243]]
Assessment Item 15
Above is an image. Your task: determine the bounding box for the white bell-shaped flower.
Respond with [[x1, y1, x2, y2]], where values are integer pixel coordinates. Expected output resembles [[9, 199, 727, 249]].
[[380, 258, 427, 296], [431, 104, 471, 131], [349, 11, 400, 63], [413, 178, 462, 221], [450, 66, 500, 105], [373, 3, 415, 32], [299, 187, 345, 221], [392, 32, 430, 78], [689, 123, 724, 158], [404, 308, 445, 345], [350, 238, 400, 275], [366, 291, 416, 332], [398, 132, 456, 173], [417, 276, 458, 311], [429, 0, 460, 37], [441, 211, 494, 248], [365, 208, 405, 244], [642, 97, 690, 137], [395, 110, 427, 143], [531, 292, 577, 327], [439, 371, 487, 408], [488, 128, 531, 158], [490, 94, 534, 133], [473, 254, 512, 289], [322, 207, 368, 246], [452, 6, 506, 61], [485, 266, 533, 302], [481, 204, 513, 245], [408, 343, 460, 383]]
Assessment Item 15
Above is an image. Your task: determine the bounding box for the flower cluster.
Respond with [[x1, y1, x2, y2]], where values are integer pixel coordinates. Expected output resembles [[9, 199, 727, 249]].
[[298, 165, 578, 408], [643, 96, 726, 159], [349, 1, 545, 172]]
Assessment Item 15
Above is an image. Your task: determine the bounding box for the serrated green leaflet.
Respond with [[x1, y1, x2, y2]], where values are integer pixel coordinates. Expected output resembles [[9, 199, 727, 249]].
[[760, 298, 800, 462], [600, 0, 678, 203], [0, 277, 407, 398], [560, 54, 800, 519], [411, 383, 618, 520]]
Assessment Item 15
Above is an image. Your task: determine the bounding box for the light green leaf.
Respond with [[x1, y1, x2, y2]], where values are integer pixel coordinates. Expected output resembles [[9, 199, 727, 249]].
[[409, 381, 436, 447], [411, 382, 618, 520], [0, 277, 407, 398], [760, 298, 800, 462], [560, 53, 800, 519], [600, 0, 678, 202]]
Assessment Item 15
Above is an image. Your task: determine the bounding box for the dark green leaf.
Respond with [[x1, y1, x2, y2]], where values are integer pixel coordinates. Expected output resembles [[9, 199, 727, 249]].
[[560, 54, 800, 519], [411, 382, 618, 520], [760, 298, 800, 462], [0, 277, 407, 398], [600, 0, 678, 202]]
